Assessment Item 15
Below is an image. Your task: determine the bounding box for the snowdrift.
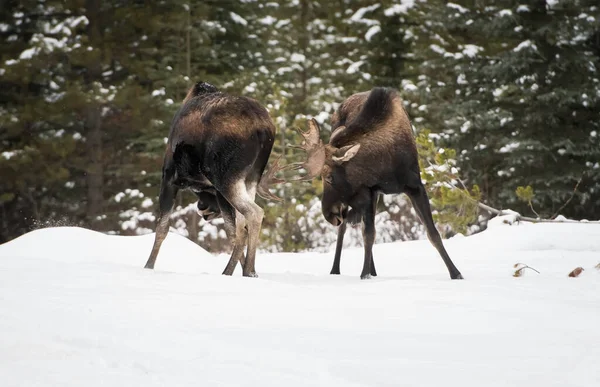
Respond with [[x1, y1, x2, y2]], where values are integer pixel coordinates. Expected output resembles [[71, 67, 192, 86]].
[[1, 218, 599, 387]]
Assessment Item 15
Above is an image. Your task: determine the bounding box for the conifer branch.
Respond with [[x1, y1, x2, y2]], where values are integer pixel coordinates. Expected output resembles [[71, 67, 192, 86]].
[[445, 174, 598, 225]]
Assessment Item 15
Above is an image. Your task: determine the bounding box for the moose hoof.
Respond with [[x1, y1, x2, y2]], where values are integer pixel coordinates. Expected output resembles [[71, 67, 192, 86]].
[[330, 270, 340, 275], [243, 271, 258, 278], [144, 263, 155, 270], [222, 266, 236, 276], [360, 274, 372, 280], [452, 273, 464, 280]]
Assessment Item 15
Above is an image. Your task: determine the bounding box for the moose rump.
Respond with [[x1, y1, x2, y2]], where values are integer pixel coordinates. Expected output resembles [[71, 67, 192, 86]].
[[144, 82, 277, 277]]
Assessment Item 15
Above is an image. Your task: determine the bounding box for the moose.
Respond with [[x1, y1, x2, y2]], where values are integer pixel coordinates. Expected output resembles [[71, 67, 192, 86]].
[[291, 87, 463, 280], [144, 81, 285, 277]]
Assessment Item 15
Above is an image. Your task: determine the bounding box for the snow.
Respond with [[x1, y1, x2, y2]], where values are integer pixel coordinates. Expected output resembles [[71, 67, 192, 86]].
[[290, 53, 305, 62], [460, 120, 472, 133], [365, 25, 381, 41], [499, 142, 520, 153], [229, 12, 248, 26], [68, 15, 89, 28], [19, 47, 37, 59], [514, 40, 537, 52], [346, 60, 364, 74], [151, 88, 165, 97], [1, 221, 600, 386], [447, 2, 468, 13], [141, 198, 153, 208], [384, 0, 415, 16], [259, 16, 276, 25], [1, 151, 18, 160], [350, 4, 380, 22], [429, 44, 446, 55], [462, 44, 482, 58]]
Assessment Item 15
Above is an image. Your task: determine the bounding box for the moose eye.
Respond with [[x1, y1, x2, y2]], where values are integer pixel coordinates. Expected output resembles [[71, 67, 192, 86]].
[[324, 175, 334, 185]]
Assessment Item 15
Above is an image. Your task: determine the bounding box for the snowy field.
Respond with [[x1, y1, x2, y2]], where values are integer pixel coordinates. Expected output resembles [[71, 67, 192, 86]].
[[1, 215, 599, 387]]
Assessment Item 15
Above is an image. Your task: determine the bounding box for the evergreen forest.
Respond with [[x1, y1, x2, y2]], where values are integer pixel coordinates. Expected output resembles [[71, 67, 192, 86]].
[[1, 0, 599, 252]]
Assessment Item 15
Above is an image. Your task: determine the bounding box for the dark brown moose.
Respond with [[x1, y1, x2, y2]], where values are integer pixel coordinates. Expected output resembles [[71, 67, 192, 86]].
[[291, 87, 463, 280], [144, 82, 286, 277]]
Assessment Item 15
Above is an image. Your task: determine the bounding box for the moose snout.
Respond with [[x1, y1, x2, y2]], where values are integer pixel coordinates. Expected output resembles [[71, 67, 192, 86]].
[[200, 210, 220, 221], [324, 203, 348, 226], [197, 202, 221, 221]]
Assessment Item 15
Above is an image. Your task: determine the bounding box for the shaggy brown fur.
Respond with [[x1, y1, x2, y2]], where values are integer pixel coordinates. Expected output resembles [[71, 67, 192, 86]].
[[297, 87, 463, 280], [144, 82, 278, 277]]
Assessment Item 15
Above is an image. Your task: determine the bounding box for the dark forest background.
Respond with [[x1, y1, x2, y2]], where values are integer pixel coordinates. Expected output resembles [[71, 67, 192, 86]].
[[1, 0, 599, 252]]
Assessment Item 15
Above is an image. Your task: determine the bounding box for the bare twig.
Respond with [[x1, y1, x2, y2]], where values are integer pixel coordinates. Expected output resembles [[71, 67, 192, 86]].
[[528, 200, 540, 219], [513, 263, 540, 277], [551, 174, 585, 219]]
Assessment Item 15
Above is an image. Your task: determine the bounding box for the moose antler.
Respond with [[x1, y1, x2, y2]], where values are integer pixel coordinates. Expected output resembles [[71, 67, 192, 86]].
[[287, 118, 327, 181], [257, 118, 328, 198], [256, 153, 290, 201]]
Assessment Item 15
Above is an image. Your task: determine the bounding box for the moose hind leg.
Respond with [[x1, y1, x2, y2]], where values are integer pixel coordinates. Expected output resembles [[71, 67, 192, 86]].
[[145, 181, 179, 269], [369, 193, 380, 277], [407, 183, 463, 280], [217, 193, 247, 276], [223, 181, 263, 278], [369, 252, 377, 277], [360, 193, 377, 280]]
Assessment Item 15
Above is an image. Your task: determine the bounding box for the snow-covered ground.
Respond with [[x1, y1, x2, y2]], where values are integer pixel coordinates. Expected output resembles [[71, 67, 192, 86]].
[[1, 216, 599, 386]]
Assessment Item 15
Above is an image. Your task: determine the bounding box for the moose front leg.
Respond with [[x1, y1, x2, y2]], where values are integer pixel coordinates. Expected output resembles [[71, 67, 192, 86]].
[[330, 220, 347, 275], [359, 192, 377, 280], [368, 193, 379, 277]]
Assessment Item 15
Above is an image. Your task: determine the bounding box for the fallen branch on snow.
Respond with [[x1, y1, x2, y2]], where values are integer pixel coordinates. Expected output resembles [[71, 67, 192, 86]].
[[445, 174, 598, 225], [513, 263, 540, 277]]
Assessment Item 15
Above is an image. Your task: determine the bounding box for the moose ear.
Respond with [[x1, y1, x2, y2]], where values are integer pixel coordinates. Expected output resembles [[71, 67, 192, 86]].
[[332, 143, 361, 164]]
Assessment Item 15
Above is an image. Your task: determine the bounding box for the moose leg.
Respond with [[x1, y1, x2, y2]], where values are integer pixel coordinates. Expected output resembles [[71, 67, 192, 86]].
[[407, 183, 463, 280], [369, 194, 380, 277], [217, 193, 247, 276], [223, 181, 263, 278], [360, 192, 377, 280], [144, 181, 178, 269], [369, 252, 377, 277], [330, 221, 347, 275]]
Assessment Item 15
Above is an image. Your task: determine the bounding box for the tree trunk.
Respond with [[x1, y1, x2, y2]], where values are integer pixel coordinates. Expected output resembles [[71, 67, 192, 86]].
[[299, 0, 309, 108], [85, 0, 104, 228], [86, 107, 103, 227]]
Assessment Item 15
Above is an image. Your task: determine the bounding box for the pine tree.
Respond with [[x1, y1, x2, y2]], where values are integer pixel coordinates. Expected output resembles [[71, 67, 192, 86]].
[[411, 0, 600, 219]]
